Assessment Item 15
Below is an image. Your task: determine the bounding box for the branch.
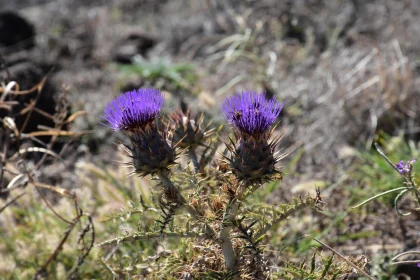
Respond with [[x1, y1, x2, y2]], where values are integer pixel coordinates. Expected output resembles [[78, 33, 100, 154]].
[[311, 237, 374, 280], [0, 192, 26, 214], [255, 196, 315, 239], [96, 231, 208, 247]]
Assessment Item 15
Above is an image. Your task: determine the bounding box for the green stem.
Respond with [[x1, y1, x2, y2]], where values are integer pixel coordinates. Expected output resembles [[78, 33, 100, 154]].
[[392, 250, 420, 261], [374, 143, 410, 183], [394, 190, 411, 216], [391, 260, 420, 265], [351, 187, 407, 209]]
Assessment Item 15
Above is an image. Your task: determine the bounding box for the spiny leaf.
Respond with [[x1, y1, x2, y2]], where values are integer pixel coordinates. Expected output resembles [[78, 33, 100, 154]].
[[247, 219, 259, 230], [321, 254, 334, 278], [254, 235, 265, 245], [331, 271, 340, 280], [310, 251, 316, 274]]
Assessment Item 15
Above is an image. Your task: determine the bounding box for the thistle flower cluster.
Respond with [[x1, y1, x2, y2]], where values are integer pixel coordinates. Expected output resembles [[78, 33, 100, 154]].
[[104, 89, 287, 185], [103, 88, 289, 275], [104, 89, 286, 185], [170, 109, 211, 149], [396, 159, 417, 175]]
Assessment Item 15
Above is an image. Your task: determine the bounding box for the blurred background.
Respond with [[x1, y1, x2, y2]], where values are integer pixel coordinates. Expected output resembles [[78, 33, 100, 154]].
[[1, 0, 420, 278]]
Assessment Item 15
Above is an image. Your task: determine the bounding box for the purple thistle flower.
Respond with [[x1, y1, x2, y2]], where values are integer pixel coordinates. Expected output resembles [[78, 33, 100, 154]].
[[221, 91, 285, 135], [396, 159, 417, 174], [103, 88, 164, 131]]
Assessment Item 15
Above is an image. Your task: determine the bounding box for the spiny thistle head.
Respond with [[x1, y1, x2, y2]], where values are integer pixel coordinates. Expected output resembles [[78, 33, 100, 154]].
[[170, 109, 212, 149], [222, 91, 285, 184], [103, 88, 164, 131], [103, 88, 176, 176], [129, 128, 176, 177]]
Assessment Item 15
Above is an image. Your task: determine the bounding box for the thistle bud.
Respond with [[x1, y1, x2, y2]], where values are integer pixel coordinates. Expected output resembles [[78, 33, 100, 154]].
[[170, 109, 209, 149], [221, 91, 285, 183], [103, 88, 176, 176]]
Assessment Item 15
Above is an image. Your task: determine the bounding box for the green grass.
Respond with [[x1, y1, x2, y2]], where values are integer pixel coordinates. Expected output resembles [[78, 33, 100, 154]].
[[117, 57, 198, 93], [0, 158, 168, 279]]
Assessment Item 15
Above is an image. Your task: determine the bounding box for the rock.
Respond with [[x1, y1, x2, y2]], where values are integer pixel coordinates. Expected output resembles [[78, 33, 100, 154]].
[[114, 32, 157, 63], [0, 11, 35, 51]]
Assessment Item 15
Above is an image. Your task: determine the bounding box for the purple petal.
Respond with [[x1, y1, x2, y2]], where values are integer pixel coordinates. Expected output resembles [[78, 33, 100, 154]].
[[221, 91, 285, 135], [103, 88, 164, 131]]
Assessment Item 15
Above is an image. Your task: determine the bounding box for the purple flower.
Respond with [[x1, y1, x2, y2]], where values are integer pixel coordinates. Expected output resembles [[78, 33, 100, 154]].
[[103, 88, 164, 131], [396, 159, 417, 174], [221, 91, 285, 135]]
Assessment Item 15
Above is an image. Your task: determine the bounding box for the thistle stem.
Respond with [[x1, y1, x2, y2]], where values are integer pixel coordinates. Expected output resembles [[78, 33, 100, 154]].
[[219, 183, 254, 270], [219, 199, 240, 270], [156, 170, 186, 204], [188, 148, 199, 173], [156, 170, 217, 239], [220, 228, 236, 269]]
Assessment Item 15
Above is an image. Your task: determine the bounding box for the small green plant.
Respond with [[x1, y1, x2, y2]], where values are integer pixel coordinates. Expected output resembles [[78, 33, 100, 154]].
[[351, 135, 419, 203], [117, 56, 198, 93], [352, 139, 420, 215]]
